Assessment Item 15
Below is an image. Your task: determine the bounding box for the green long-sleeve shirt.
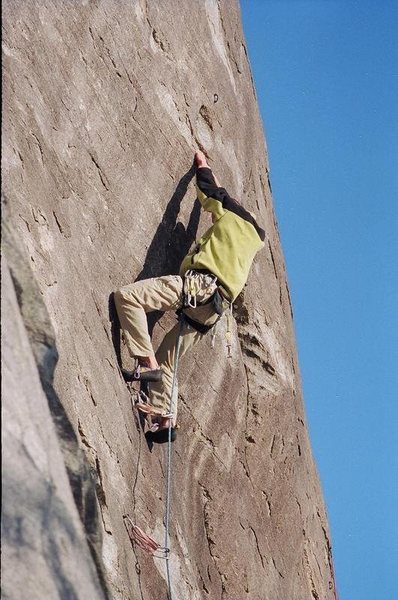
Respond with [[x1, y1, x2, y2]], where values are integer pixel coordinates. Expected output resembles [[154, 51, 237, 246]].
[[179, 168, 265, 301]]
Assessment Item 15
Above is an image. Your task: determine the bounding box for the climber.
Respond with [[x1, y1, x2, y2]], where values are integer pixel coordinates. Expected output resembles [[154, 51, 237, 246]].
[[114, 151, 265, 443]]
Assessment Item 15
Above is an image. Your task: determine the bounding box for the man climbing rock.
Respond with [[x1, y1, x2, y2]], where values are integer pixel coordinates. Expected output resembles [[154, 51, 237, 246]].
[[114, 151, 265, 443]]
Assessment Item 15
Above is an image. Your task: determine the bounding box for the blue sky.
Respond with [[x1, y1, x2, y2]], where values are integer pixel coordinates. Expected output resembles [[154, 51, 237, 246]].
[[240, 2, 398, 599]]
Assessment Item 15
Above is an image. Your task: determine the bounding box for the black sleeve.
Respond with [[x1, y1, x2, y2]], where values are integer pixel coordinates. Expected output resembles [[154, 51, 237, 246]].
[[196, 167, 266, 242], [196, 167, 229, 203]]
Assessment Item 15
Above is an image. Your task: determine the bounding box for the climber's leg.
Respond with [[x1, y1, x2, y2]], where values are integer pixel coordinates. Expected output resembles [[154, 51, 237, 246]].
[[114, 275, 183, 377], [148, 321, 203, 424], [149, 294, 221, 421]]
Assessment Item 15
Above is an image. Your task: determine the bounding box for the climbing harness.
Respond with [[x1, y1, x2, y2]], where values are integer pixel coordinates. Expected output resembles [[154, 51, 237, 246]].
[[180, 270, 233, 358]]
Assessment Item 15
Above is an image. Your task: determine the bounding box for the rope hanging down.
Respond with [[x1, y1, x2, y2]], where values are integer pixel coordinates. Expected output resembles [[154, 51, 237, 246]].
[[163, 315, 184, 600], [124, 316, 184, 600]]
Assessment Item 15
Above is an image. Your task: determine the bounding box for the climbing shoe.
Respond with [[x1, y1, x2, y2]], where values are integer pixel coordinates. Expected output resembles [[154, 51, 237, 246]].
[[145, 427, 177, 445], [121, 366, 163, 383]]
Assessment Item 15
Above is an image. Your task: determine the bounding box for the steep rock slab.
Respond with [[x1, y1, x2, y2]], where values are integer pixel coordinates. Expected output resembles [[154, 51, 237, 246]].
[[1, 253, 107, 600], [3, 1, 337, 599], [2, 210, 110, 597]]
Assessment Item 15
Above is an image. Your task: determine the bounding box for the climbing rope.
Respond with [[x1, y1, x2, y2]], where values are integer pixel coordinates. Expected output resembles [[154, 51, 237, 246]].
[[124, 316, 184, 599], [163, 315, 184, 600]]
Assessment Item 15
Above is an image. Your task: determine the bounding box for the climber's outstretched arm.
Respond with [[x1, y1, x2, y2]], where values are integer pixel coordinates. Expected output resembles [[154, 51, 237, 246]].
[[194, 152, 231, 221], [194, 150, 266, 240]]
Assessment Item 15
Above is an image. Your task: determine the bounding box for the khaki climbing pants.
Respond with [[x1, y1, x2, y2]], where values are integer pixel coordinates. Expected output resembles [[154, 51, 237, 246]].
[[114, 274, 220, 414]]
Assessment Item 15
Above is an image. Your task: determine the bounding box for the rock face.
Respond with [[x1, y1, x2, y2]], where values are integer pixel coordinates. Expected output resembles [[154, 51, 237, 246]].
[[2, 1, 337, 599], [2, 216, 108, 600]]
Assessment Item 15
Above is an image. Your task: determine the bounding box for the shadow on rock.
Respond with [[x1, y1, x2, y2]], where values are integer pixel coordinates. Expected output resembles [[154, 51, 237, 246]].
[[136, 164, 199, 280], [109, 164, 200, 364], [108, 293, 122, 370]]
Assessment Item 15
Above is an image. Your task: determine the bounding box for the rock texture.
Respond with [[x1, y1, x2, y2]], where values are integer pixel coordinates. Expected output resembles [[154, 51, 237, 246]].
[[2, 1, 337, 599], [2, 218, 107, 600]]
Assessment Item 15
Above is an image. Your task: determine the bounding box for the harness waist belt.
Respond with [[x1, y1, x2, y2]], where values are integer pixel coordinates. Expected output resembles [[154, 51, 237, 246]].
[[180, 312, 215, 335]]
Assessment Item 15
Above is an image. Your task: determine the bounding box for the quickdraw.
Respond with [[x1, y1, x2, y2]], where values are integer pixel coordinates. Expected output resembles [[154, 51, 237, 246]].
[[183, 269, 218, 309]]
